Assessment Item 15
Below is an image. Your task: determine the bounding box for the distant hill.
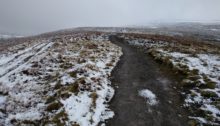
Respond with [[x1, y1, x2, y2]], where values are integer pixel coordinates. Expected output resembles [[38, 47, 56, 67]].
[[0, 34, 23, 40]]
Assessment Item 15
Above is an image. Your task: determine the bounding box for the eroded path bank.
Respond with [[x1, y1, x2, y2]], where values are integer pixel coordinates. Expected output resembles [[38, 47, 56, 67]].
[[107, 36, 190, 126]]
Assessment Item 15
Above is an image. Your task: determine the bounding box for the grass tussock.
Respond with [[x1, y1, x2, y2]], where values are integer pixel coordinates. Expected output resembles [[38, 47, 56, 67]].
[[51, 110, 68, 126], [201, 91, 218, 98], [68, 82, 79, 94], [46, 101, 63, 112], [90, 92, 98, 108], [45, 96, 56, 104], [69, 71, 77, 78]]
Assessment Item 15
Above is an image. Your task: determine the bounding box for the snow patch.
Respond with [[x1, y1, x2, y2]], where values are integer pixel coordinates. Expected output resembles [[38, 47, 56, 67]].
[[139, 89, 158, 106]]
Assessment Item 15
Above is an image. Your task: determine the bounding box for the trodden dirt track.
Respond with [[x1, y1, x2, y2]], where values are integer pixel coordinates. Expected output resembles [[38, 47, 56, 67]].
[[107, 36, 190, 126]]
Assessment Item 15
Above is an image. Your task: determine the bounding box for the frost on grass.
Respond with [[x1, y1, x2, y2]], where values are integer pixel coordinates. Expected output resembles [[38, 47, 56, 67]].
[[126, 34, 220, 125], [139, 89, 158, 106], [0, 32, 122, 126]]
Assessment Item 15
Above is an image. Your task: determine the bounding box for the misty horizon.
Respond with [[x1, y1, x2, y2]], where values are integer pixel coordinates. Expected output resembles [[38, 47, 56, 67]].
[[0, 1, 220, 126], [1, 0, 220, 35]]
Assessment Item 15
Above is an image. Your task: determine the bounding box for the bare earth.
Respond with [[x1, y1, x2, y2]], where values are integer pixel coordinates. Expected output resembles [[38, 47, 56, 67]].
[[107, 36, 190, 126]]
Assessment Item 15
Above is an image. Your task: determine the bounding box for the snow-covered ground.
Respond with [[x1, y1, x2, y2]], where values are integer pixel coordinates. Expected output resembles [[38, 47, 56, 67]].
[[0, 33, 122, 126], [126, 35, 220, 125]]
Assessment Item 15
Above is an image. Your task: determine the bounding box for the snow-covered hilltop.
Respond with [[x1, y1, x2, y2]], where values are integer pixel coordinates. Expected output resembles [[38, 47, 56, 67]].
[[0, 27, 220, 126], [0, 34, 12, 39], [0, 32, 122, 126], [0, 34, 23, 40]]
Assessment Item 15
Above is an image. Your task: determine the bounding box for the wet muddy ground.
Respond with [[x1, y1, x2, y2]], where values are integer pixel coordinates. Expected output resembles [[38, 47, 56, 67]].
[[107, 36, 190, 126]]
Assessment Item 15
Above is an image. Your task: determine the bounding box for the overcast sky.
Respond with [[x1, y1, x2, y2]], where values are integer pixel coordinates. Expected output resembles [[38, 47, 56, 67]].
[[0, 0, 220, 35]]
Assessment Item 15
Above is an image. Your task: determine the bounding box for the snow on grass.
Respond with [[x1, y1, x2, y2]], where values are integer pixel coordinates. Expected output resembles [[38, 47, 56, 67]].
[[0, 42, 45, 66], [61, 92, 92, 126], [189, 116, 207, 124], [0, 40, 54, 125], [127, 39, 168, 49], [156, 50, 220, 124], [139, 89, 158, 106], [0, 33, 122, 126], [0, 42, 51, 77], [8, 110, 42, 121], [201, 104, 220, 118], [169, 53, 220, 84], [48, 38, 122, 126]]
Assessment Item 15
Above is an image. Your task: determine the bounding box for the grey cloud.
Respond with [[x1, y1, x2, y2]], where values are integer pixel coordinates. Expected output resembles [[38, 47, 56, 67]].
[[0, 0, 220, 35]]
